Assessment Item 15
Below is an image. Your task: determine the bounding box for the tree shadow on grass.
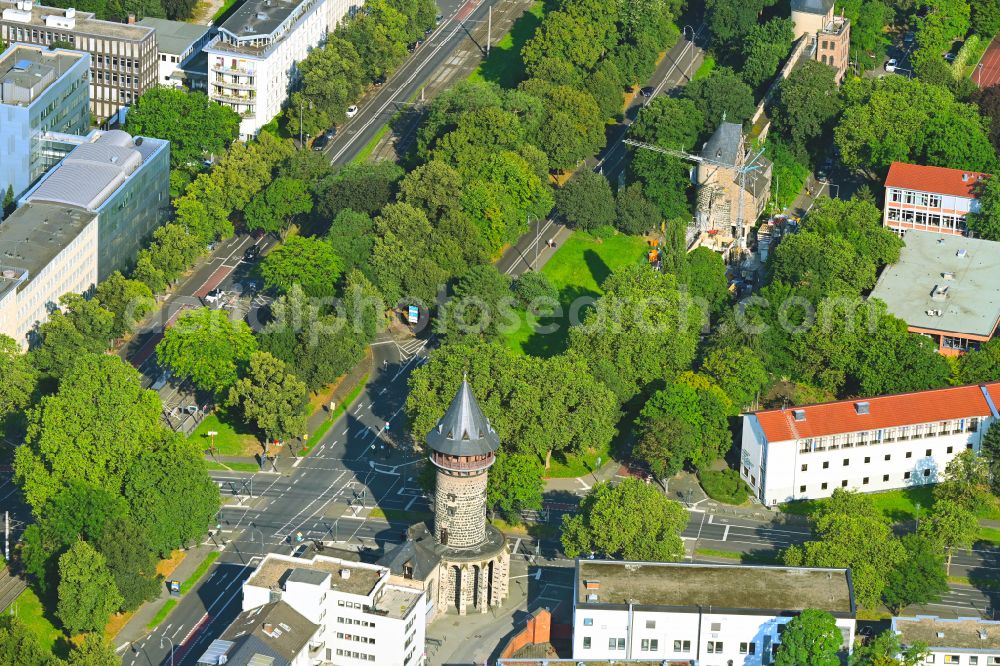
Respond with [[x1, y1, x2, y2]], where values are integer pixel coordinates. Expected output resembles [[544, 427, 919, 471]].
[[475, 6, 544, 88], [582, 249, 612, 289], [519, 284, 602, 358]]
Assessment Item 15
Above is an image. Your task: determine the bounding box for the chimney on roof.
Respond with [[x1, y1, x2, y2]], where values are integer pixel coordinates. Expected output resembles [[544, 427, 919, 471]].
[[340, 568, 351, 579], [262, 623, 275, 636], [963, 173, 970, 182], [792, 409, 806, 422], [127, 12, 135, 23]]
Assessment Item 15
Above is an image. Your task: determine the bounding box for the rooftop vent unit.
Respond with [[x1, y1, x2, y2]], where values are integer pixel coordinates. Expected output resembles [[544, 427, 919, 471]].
[[957, 248, 968, 258], [963, 173, 971, 182], [925, 309, 943, 317], [586, 593, 598, 602], [980, 630, 989, 640], [584, 580, 600, 590], [256, 11, 267, 19], [942, 271, 955, 280], [936, 631, 945, 639], [855, 402, 870, 415], [792, 409, 806, 422], [931, 285, 950, 301], [339, 568, 351, 579]]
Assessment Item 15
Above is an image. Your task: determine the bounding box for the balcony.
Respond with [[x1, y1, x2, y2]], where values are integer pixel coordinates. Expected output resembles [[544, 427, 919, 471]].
[[211, 91, 256, 105], [213, 76, 256, 91], [211, 63, 256, 76]]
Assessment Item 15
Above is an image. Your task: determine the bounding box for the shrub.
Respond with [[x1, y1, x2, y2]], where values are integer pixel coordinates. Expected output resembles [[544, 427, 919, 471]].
[[699, 468, 751, 505]]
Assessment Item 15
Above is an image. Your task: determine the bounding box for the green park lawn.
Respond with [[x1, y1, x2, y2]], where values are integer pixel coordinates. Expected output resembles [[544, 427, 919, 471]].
[[9, 587, 63, 656], [188, 409, 261, 457], [468, 1, 546, 88], [502, 231, 650, 357], [781, 485, 1000, 524], [692, 53, 715, 81]]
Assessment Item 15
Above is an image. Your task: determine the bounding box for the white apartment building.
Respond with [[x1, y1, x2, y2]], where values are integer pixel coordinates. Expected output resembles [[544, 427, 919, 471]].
[[203, 0, 359, 139], [572, 560, 856, 665], [136, 17, 211, 88], [883, 162, 988, 237], [234, 553, 426, 666], [740, 383, 999, 506], [893, 616, 1000, 665]]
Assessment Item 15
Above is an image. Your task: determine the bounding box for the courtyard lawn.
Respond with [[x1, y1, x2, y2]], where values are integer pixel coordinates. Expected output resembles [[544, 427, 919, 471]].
[[502, 231, 650, 357], [188, 409, 261, 457], [468, 1, 546, 88]]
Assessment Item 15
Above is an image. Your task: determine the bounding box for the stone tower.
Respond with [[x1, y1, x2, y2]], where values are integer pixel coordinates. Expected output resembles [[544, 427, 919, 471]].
[[425, 379, 510, 614]]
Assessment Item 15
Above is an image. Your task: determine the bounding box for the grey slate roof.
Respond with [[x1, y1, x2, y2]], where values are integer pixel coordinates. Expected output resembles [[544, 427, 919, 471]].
[[198, 601, 317, 666], [378, 523, 442, 580], [136, 17, 211, 56], [702, 122, 743, 167], [791, 0, 834, 14], [868, 230, 1000, 338], [425, 380, 501, 456]]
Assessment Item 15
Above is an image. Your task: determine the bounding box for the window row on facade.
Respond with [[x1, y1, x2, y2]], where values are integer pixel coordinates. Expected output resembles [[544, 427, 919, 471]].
[[886, 206, 965, 231], [887, 188, 946, 207], [797, 418, 979, 454]]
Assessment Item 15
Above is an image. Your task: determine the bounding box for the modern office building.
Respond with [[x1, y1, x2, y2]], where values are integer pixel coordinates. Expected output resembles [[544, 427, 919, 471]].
[[0, 128, 168, 346], [203, 0, 359, 139], [0, 0, 157, 120], [0, 42, 89, 201], [869, 230, 1000, 355], [206, 552, 426, 666], [21, 127, 169, 275], [883, 162, 988, 236], [791, 0, 851, 82], [0, 203, 98, 346], [893, 616, 1000, 665], [136, 17, 211, 88], [571, 560, 856, 664], [740, 382, 999, 506]]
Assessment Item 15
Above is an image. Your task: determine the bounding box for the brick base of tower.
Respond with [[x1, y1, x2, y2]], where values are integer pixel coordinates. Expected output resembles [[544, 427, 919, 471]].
[[433, 525, 510, 616]]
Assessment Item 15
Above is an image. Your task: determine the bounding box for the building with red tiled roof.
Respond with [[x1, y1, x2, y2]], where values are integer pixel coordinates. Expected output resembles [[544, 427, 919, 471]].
[[883, 162, 990, 236], [740, 382, 1000, 506]]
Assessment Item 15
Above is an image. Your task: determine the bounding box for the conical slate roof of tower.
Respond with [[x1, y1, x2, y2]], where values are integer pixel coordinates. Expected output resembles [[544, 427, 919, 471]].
[[425, 379, 501, 456]]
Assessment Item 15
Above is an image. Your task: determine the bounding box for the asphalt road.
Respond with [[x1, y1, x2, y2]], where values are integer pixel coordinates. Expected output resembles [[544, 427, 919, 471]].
[[323, 0, 502, 166]]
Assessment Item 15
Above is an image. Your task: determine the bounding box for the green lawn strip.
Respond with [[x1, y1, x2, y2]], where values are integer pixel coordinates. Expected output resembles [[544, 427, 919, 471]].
[[501, 231, 650, 357], [9, 587, 62, 654], [767, 136, 810, 212], [544, 439, 613, 479], [146, 599, 178, 631], [977, 526, 1000, 545], [180, 551, 221, 595], [781, 486, 937, 522], [352, 123, 391, 164], [204, 461, 260, 473], [468, 0, 546, 88], [950, 575, 1000, 590], [189, 409, 260, 457], [211, 0, 242, 22], [298, 374, 368, 456], [695, 548, 781, 565], [368, 507, 433, 522], [692, 53, 715, 81]]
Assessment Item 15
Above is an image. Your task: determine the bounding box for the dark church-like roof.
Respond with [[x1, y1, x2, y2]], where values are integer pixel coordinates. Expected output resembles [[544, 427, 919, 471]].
[[425, 380, 501, 457]]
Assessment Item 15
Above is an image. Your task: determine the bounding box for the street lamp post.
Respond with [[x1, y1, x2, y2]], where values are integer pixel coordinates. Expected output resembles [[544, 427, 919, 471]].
[[249, 524, 264, 560], [160, 635, 175, 666], [207, 430, 218, 457]]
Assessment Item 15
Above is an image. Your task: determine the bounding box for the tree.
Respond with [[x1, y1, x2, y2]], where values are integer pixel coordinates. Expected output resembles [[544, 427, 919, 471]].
[[94, 517, 162, 612], [839, 0, 891, 72], [770, 233, 877, 295], [226, 351, 309, 443], [705, 0, 770, 61], [685, 247, 730, 317], [702, 345, 768, 409], [0, 335, 37, 434], [933, 448, 995, 513], [851, 629, 929, 666], [370, 202, 449, 305], [124, 87, 239, 171], [400, 159, 465, 221], [487, 452, 544, 522], [683, 67, 756, 132], [0, 617, 49, 666], [555, 170, 615, 231], [155, 308, 258, 393], [784, 490, 906, 608], [513, 271, 558, 309], [568, 264, 702, 401], [972, 0, 1000, 37], [259, 235, 343, 298], [773, 59, 842, 160], [123, 434, 220, 557], [284, 36, 364, 136], [67, 634, 119, 666], [882, 534, 948, 613], [2, 184, 13, 218], [520, 78, 606, 171], [974, 84, 1000, 153], [741, 18, 795, 89], [317, 160, 404, 218], [633, 410, 694, 479], [562, 479, 688, 560], [14, 355, 161, 510], [244, 177, 313, 234], [774, 609, 843, 666], [982, 421, 1000, 494], [94, 271, 155, 339], [437, 265, 515, 341], [967, 176, 1000, 241], [614, 183, 660, 235], [56, 541, 123, 635], [323, 209, 374, 275], [29, 293, 115, 382], [919, 498, 978, 574], [799, 196, 903, 269]]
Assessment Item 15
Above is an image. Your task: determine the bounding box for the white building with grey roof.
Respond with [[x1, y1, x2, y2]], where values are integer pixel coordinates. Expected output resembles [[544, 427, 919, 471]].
[[203, 0, 359, 139], [893, 615, 1000, 665], [0, 42, 89, 201], [198, 600, 320, 666], [572, 560, 856, 664], [226, 553, 426, 666], [0, 128, 168, 347], [136, 17, 212, 88]]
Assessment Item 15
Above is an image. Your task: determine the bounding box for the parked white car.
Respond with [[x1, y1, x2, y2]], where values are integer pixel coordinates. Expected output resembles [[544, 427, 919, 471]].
[[885, 58, 897, 73], [346, 105, 359, 118]]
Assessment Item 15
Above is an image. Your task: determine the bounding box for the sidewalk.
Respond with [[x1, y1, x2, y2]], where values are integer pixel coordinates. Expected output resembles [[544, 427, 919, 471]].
[[114, 542, 221, 648]]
